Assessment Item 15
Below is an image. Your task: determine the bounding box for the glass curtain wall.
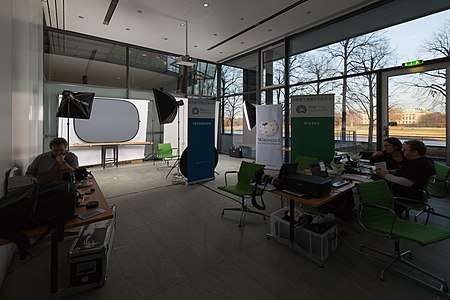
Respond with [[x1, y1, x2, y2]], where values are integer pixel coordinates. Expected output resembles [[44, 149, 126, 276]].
[[220, 9, 450, 161], [219, 51, 258, 157]]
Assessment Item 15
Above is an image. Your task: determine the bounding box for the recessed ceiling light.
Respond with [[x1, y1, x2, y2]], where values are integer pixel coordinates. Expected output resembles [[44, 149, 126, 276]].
[[137, 9, 143, 13], [78, 16, 84, 19], [164, 37, 168, 40], [203, 3, 209, 7], [156, 56, 160, 59], [194, 45, 198, 48], [219, 51, 223, 54], [240, 17, 244, 21], [118, 77, 121, 80], [142, 53, 147, 57], [213, 33, 218, 36], [180, 23, 185, 26], [268, 29, 272, 32], [306, 10, 311, 14], [240, 41, 244, 44]]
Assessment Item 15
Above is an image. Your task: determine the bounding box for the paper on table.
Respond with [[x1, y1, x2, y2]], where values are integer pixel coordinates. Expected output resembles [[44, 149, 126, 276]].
[[374, 161, 387, 170]]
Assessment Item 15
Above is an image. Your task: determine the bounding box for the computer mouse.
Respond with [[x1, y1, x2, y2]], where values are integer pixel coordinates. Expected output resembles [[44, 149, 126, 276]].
[[86, 200, 99, 209]]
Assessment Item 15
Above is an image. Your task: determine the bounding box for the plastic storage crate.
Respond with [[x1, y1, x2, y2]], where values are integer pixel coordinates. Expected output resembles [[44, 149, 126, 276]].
[[270, 207, 338, 262]]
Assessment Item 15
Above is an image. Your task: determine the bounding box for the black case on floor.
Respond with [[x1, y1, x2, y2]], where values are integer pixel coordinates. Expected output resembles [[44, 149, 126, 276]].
[[68, 205, 116, 288], [229, 147, 242, 158]]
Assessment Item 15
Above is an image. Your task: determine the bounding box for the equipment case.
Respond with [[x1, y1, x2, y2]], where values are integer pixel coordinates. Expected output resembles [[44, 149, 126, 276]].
[[68, 205, 116, 288], [229, 146, 242, 158]]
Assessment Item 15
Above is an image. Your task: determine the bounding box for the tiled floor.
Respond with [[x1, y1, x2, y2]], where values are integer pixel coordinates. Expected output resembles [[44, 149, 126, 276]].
[[1, 155, 450, 299]]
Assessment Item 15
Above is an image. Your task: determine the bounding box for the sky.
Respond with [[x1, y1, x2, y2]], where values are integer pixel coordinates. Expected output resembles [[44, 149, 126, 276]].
[[382, 9, 450, 111], [385, 9, 450, 62]]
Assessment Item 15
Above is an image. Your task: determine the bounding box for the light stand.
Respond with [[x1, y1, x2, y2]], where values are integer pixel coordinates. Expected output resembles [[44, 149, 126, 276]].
[[56, 91, 95, 151], [166, 103, 184, 184], [143, 100, 158, 163]]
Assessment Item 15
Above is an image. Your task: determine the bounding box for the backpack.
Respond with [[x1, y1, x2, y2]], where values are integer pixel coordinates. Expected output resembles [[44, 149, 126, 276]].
[[0, 180, 78, 258]]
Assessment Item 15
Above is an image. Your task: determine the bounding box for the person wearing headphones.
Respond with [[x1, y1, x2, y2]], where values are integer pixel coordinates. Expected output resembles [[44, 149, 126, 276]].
[[26, 137, 79, 180]]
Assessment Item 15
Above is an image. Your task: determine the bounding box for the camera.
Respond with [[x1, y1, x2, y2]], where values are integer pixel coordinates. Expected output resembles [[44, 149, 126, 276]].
[[253, 168, 281, 188]]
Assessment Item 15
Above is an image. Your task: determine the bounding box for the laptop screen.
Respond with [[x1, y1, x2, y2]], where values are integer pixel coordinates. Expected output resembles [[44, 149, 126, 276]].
[[278, 163, 298, 179]]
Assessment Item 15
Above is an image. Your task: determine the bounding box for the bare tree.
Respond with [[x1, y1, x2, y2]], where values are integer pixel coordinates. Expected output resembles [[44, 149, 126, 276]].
[[220, 66, 243, 133], [417, 112, 446, 127], [223, 95, 242, 135], [346, 32, 397, 149], [398, 19, 450, 111], [421, 19, 450, 58], [301, 50, 338, 95], [326, 34, 380, 138]]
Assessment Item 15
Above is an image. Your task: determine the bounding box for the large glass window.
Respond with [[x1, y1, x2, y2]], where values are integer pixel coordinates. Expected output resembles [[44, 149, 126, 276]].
[[388, 69, 447, 160], [262, 44, 285, 89], [128, 47, 179, 92], [44, 31, 127, 88]]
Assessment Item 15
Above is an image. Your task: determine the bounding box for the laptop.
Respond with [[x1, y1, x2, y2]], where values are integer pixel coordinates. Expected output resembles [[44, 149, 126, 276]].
[[36, 169, 72, 184], [278, 162, 298, 179], [309, 161, 352, 188]]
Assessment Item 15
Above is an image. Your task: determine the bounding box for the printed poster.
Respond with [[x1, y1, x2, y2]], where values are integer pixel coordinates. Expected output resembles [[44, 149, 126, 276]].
[[291, 94, 335, 163], [256, 105, 283, 169]]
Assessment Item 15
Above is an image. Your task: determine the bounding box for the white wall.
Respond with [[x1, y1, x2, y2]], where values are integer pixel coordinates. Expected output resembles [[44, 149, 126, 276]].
[[0, 0, 43, 288]]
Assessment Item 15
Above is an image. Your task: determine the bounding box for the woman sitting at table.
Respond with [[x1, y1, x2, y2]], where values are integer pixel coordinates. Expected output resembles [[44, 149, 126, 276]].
[[370, 137, 405, 171]]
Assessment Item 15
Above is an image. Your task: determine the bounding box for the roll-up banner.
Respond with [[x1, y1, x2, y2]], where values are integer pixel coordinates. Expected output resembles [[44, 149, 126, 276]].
[[186, 98, 216, 185], [291, 94, 335, 163], [256, 105, 283, 169]]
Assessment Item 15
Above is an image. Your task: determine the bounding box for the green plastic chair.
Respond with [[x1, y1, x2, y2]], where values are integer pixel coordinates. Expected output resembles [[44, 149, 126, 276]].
[[356, 180, 450, 292], [294, 155, 318, 171], [157, 143, 177, 169], [428, 162, 450, 198], [218, 161, 266, 226]]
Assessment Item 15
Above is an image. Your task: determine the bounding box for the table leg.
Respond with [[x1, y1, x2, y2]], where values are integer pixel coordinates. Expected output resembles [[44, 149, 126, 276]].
[[115, 146, 118, 167], [290, 199, 295, 242], [50, 231, 59, 294], [101, 146, 106, 169]]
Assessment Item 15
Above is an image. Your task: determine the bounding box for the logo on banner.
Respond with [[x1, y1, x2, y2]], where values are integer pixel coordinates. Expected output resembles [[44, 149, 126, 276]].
[[192, 107, 199, 114], [258, 120, 279, 136], [296, 105, 307, 113]]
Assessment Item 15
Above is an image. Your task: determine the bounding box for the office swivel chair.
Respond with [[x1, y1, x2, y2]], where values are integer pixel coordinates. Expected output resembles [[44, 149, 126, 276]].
[[428, 162, 450, 198], [410, 163, 450, 224], [218, 161, 266, 227], [356, 180, 450, 293], [157, 143, 178, 170]]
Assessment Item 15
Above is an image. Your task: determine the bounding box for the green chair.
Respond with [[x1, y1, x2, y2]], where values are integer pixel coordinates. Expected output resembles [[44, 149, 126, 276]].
[[294, 155, 318, 171], [428, 162, 450, 198], [157, 143, 178, 169], [356, 180, 450, 292], [218, 161, 266, 227]]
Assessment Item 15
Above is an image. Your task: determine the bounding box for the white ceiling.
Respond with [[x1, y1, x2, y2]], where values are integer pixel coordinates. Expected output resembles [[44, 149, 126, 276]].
[[44, 0, 382, 63]]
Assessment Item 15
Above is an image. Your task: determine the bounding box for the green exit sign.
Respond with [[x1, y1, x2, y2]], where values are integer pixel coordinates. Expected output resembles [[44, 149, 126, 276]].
[[402, 60, 424, 67]]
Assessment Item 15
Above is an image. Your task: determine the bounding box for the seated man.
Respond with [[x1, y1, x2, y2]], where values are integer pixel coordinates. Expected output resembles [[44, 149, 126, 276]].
[[26, 137, 79, 180], [375, 139, 435, 213]]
